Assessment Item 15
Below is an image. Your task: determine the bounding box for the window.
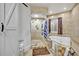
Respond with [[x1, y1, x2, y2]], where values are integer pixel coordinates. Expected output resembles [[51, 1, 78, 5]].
[[51, 18, 58, 33]]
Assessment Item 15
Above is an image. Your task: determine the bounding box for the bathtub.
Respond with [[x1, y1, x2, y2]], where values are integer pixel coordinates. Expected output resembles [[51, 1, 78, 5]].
[[49, 36, 71, 56]]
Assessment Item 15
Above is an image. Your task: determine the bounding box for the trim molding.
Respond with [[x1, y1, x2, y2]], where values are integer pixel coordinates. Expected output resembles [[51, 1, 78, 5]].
[[71, 3, 79, 11]]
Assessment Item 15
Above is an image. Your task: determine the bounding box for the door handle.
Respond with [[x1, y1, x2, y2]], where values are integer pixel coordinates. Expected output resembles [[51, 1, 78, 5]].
[[1, 23, 4, 32]]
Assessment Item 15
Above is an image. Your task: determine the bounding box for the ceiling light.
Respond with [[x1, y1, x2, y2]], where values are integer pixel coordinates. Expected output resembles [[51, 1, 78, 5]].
[[36, 19, 39, 21], [64, 7, 67, 10], [62, 14, 64, 16], [34, 14, 38, 17], [51, 16, 54, 18]]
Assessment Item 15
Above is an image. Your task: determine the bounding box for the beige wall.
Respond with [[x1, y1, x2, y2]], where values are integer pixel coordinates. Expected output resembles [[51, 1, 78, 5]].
[[71, 4, 79, 55], [31, 31, 43, 40], [71, 4, 79, 42]]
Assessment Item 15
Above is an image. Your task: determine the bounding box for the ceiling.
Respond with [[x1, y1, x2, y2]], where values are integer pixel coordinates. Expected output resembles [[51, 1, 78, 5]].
[[29, 3, 75, 14]]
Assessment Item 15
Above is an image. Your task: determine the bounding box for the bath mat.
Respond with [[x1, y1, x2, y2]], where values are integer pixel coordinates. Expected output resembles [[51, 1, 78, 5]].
[[32, 47, 50, 56]]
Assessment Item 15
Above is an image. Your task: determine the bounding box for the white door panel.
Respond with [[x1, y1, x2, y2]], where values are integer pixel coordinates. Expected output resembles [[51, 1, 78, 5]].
[[5, 3, 13, 18], [5, 4, 17, 26], [5, 4, 18, 29], [4, 4, 19, 55]]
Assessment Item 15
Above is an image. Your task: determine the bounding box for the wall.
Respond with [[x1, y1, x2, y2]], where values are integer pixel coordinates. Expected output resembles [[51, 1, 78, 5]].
[[71, 4, 79, 42], [71, 4, 79, 55]]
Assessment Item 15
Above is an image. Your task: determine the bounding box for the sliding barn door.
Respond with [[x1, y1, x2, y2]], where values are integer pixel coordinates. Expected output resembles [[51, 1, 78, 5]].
[[0, 3, 31, 56]]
